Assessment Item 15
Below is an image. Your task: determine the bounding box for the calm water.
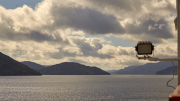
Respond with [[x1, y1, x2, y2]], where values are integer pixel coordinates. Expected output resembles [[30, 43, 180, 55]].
[[0, 75, 177, 101]]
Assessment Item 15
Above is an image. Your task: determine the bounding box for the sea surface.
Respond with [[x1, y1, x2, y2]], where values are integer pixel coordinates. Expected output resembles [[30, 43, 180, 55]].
[[0, 75, 177, 101]]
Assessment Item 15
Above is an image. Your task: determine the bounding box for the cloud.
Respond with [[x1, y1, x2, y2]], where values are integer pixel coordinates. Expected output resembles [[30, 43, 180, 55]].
[[0, 28, 70, 45], [47, 47, 80, 59], [0, 0, 176, 43], [0, 5, 70, 45], [73, 0, 176, 21], [97, 44, 135, 56], [154, 42, 177, 58], [122, 16, 175, 44], [72, 0, 176, 44], [49, 5, 125, 34], [74, 37, 114, 58], [0, 0, 177, 70], [125, 18, 173, 38]]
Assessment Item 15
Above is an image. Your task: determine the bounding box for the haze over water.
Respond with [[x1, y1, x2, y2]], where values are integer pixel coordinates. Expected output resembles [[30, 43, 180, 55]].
[[0, 75, 176, 101]]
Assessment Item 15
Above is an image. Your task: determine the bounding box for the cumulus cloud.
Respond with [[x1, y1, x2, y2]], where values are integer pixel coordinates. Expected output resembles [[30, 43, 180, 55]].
[[0, 0, 177, 70], [47, 47, 80, 59], [122, 16, 175, 44], [154, 42, 177, 58], [77, 0, 176, 19], [72, 0, 176, 44], [0, 5, 70, 45], [125, 18, 173, 38], [97, 45, 135, 56], [0, 0, 176, 43], [50, 6, 125, 34], [70, 36, 113, 59]]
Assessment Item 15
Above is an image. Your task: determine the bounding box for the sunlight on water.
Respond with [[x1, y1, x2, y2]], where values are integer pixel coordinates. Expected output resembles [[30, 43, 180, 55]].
[[0, 75, 177, 101]]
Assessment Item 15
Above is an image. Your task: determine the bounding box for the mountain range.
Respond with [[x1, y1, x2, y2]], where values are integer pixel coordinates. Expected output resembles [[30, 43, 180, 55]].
[[156, 65, 177, 75], [21, 60, 177, 75], [21, 61, 110, 75], [0, 51, 177, 75], [0, 52, 109, 75], [110, 61, 177, 75]]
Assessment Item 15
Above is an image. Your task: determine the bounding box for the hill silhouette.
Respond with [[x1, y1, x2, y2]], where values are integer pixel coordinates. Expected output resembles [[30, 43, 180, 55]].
[[156, 65, 177, 75], [40, 62, 110, 75], [0, 52, 41, 76]]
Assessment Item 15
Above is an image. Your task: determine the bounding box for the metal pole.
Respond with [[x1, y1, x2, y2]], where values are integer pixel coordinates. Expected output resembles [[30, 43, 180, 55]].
[[177, 0, 180, 85]]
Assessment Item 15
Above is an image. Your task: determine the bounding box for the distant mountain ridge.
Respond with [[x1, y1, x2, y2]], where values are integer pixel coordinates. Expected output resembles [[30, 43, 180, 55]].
[[21, 61, 45, 71], [0, 52, 41, 76], [111, 61, 177, 75], [110, 65, 139, 74], [40, 62, 110, 75], [156, 65, 177, 75]]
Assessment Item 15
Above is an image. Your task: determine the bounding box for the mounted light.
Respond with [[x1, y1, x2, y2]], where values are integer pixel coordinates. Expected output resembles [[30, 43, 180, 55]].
[[135, 41, 154, 58]]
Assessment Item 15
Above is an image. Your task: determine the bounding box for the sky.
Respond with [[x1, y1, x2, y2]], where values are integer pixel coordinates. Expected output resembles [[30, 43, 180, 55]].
[[0, 0, 178, 70]]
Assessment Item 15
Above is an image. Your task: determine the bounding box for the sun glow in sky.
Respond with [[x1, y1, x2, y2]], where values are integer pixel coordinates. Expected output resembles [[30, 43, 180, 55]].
[[0, 0, 177, 70]]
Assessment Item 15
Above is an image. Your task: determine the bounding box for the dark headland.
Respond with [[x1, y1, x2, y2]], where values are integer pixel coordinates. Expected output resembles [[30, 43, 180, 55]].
[[0, 52, 41, 76]]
